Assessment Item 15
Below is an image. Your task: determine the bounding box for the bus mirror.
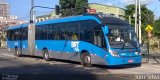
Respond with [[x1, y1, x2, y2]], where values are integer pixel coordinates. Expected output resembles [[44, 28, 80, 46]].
[[104, 26, 109, 34]]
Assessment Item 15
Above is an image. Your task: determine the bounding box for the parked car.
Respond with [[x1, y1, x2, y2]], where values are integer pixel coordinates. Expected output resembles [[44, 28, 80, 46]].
[[141, 44, 148, 55]]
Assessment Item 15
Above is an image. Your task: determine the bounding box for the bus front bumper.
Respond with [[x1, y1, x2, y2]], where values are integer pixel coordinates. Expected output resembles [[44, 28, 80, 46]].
[[107, 56, 142, 66]]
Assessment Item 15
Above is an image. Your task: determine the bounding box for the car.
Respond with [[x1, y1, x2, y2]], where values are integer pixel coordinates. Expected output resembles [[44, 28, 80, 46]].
[[141, 44, 148, 55]]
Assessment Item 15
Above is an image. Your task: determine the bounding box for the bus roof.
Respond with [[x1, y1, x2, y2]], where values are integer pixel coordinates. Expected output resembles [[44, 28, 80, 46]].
[[7, 15, 101, 30], [101, 17, 129, 25], [7, 23, 29, 30], [7, 14, 130, 30]]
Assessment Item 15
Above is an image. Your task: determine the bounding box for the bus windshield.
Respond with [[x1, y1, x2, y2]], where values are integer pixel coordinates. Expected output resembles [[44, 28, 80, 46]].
[[108, 24, 139, 49]]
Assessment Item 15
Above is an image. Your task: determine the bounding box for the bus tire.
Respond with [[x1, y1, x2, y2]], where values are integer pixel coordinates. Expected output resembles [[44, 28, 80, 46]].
[[43, 49, 50, 61], [135, 63, 141, 67], [81, 52, 92, 67], [15, 48, 21, 57]]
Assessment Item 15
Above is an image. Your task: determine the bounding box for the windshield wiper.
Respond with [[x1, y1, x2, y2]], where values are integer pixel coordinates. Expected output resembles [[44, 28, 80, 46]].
[[131, 41, 138, 51], [121, 42, 126, 50], [121, 35, 128, 50]]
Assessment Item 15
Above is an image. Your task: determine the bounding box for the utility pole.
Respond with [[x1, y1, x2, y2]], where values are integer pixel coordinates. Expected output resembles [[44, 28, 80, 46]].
[[135, 0, 142, 44], [129, 15, 131, 24], [30, 0, 35, 23], [135, 0, 138, 37], [138, 0, 142, 44]]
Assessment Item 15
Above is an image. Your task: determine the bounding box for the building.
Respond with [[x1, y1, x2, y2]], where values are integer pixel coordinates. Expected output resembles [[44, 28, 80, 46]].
[[0, 16, 27, 47], [0, 1, 9, 19], [36, 14, 51, 22], [36, 3, 125, 22], [0, 1, 27, 47], [89, 3, 125, 19], [36, 11, 60, 22]]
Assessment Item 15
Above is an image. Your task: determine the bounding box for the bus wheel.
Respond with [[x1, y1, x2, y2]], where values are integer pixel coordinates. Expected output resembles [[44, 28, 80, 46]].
[[135, 63, 141, 67], [15, 48, 21, 57], [43, 50, 50, 61], [81, 52, 92, 67]]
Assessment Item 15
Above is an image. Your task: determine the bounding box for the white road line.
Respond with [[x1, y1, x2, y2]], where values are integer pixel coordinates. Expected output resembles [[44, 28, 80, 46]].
[[108, 67, 159, 74], [0, 55, 6, 58], [139, 66, 160, 70], [2, 54, 15, 58], [114, 76, 134, 80]]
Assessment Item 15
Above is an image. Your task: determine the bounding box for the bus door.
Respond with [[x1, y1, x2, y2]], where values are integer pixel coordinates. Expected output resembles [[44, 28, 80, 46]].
[[94, 30, 102, 47], [93, 29, 107, 64], [28, 24, 35, 55]]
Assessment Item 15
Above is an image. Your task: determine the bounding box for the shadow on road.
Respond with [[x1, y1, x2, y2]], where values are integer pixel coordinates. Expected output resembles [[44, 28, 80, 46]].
[[0, 54, 135, 80], [0, 63, 99, 80], [93, 63, 141, 69], [0, 62, 132, 80], [16, 55, 141, 70]]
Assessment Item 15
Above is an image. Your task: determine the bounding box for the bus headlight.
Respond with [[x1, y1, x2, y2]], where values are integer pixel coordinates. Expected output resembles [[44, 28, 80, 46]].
[[109, 50, 119, 57], [135, 52, 141, 55]]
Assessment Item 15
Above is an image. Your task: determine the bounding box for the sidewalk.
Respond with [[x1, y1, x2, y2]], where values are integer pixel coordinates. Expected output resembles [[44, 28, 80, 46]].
[[0, 46, 7, 49], [142, 56, 160, 65]]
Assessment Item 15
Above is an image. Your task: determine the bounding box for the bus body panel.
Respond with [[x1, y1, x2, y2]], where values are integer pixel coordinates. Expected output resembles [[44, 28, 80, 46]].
[[7, 15, 142, 66], [21, 40, 29, 55], [107, 56, 142, 65], [7, 40, 29, 55], [110, 48, 140, 57], [34, 40, 109, 65], [7, 40, 20, 52]]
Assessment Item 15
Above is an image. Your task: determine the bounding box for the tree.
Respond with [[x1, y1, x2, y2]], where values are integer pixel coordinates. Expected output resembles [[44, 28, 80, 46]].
[[153, 18, 160, 38], [125, 5, 154, 39], [75, 0, 88, 15], [59, 0, 88, 17]]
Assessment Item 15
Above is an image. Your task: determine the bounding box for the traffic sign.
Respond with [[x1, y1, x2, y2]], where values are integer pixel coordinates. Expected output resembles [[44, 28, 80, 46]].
[[145, 25, 153, 33]]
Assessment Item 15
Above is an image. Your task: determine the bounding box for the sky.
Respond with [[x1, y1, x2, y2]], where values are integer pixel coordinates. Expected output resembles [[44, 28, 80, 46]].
[[5, 0, 160, 21]]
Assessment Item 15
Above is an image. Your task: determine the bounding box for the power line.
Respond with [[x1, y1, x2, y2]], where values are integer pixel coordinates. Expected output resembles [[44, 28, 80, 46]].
[[18, 12, 30, 20]]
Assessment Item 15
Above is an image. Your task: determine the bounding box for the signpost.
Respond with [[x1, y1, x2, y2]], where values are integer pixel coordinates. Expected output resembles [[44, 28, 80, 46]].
[[145, 25, 153, 62]]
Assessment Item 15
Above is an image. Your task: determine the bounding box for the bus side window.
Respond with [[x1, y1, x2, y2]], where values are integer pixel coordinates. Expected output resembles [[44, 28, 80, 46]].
[[79, 20, 96, 43], [72, 33, 78, 40], [7, 30, 11, 40], [65, 21, 79, 40]]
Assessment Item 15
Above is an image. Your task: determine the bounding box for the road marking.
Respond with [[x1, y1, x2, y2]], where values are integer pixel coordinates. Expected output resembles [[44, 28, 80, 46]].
[[139, 65, 160, 70], [74, 65, 83, 68], [113, 75, 134, 80], [0, 55, 6, 58], [2, 54, 15, 58]]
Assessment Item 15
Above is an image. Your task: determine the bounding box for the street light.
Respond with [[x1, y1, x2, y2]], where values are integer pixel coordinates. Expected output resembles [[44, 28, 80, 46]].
[[30, 0, 56, 23], [30, 6, 55, 23]]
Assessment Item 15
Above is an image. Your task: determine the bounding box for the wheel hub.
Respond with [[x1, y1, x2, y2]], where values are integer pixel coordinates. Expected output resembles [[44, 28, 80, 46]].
[[45, 53, 48, 59], [85, 56, 91, 63]]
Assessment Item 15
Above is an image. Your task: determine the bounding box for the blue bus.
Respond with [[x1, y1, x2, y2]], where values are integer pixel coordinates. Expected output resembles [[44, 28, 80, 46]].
[[7, 14, 142, 67]]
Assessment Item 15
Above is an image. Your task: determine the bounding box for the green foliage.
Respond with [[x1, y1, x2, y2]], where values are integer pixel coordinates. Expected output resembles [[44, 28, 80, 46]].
[[59, 0, 88, 17], [153, 18, 160, 38], [125, 4, 154, 40], [125, 5, 154, 26], [75, 0, 88, 15], [125, 5, 135, 27]]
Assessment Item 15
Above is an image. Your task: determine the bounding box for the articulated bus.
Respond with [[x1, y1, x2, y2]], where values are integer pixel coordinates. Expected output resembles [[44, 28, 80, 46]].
[[7, 14, 142, 67]]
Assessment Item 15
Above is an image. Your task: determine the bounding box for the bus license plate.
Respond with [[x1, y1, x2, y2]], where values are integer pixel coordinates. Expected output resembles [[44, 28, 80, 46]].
[[128, 60, 133, 63]]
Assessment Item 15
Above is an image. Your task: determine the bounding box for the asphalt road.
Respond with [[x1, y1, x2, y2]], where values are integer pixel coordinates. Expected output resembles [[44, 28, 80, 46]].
[[0, 49, 160, 80]]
